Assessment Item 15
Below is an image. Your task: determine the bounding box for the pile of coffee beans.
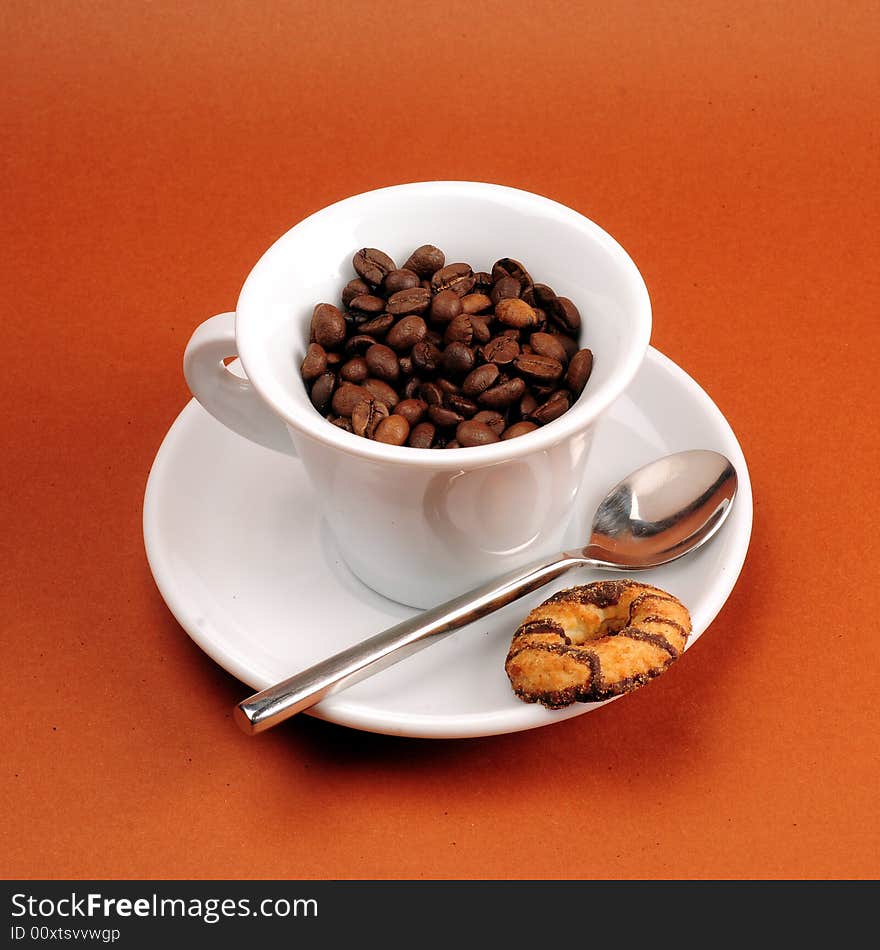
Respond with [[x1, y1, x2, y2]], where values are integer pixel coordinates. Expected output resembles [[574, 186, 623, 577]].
[[300, 246, 594, 448]]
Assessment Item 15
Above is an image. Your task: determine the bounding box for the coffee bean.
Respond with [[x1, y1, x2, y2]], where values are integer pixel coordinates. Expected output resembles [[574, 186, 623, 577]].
[[351, 397, 389, 439], [460, 293, 493, 314], [353, 248, 396, 286], [365, 344, 399, 382], [469, 314, 492, 344], [502, 421, 539, 439], [473, 410, 506, 435], [357, 313, 395, 336], [480, 336, 520, 366], [491, 257, 532, 290], [431, 263, 475, 297], [531, 307, 549, 332], [549, 328, 580, 359], [301, 343, 327, 382], [339, 356, 369, 383], [565, 348, 593, 394], [531, 283, 558, 310], [430, 289, 463, 323], [428, 405, 465, 428], [348, 294, 385, 315], [403, 377, 423, 400], [445, 393, 478, 417], [478, 376, 526, 408], [436, 377, 460, 396], [411, 340, 442, 374], [531, 381, 560, 399], [514, 353, 564, 382], [530, 390, 571, 424], [387, 286, 431, 315], [362, 378, 400, 409], [345, 333, 378, 356], [309, 371, 337, 413], [472, 271, 494, 294], [442, 341, 475, 376], [519, 392, 538, 417], [403, 245, 445, 278], [462, 363, 500, 397], [456, 419, 501, 446], [301, 246, 590, 447], [383, 268, 420, 295], [386, 315, 428, 352], [310, 303, 347, 350], [331, 382, 368, 416], [342, 278, 372, 307], [490, 276, 521, 304], [408, 421, 436, 448], [393, 398, 428, 426], [374, 414, 410, 445], [554, 296, 581, 332], [444, 313, 473, 346], [495, 298, 539, 329], [529, 332, 569, 364], [329, 415, 353, 432], [419, 381, 443, 406]]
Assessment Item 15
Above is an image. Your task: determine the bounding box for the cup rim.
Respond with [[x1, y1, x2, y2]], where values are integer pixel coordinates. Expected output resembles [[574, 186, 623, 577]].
[[236, 180, 651, 468]]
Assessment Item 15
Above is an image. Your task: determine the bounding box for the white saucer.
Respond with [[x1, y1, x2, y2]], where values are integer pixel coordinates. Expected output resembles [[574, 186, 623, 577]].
[[143, 347, 752, 739]]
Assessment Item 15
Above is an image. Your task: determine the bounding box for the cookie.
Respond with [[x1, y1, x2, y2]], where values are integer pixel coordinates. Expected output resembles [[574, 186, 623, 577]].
[[505, 580, 691, 708]]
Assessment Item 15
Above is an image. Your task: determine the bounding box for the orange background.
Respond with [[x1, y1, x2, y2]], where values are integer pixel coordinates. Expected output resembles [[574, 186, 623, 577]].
[[3, 1, 878, 880]]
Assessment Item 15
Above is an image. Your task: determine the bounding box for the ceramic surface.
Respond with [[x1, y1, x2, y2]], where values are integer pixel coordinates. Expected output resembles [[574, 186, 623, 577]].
[[144, 347, 753, 739], [183, 181, 652, 605]]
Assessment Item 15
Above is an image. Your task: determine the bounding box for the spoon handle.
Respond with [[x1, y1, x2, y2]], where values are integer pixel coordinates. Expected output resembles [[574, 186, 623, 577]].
[[234, 552, 588, 734]]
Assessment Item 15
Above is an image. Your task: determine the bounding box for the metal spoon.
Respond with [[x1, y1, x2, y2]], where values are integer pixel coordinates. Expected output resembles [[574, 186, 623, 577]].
[[235, 449, 737, 734]]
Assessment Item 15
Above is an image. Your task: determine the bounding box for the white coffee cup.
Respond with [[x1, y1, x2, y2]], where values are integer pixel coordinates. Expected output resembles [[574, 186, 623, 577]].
[[183, 181, 651, 608]]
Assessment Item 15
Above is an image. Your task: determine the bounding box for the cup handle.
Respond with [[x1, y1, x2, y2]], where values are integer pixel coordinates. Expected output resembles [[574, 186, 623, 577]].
[[183, 312, 297, 456]]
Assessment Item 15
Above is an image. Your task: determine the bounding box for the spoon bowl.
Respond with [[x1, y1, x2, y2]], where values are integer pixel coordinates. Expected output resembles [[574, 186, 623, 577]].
[[584, 449, 737, 567], [235, 449, 738, 734]]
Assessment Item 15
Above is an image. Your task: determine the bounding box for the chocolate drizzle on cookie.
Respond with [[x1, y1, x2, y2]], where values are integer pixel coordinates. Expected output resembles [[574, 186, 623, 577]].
[[617, 627, 680, 659], [512, 618, 569, 643], [543, 579, 640, 609], [504, 580, 692, 708]]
